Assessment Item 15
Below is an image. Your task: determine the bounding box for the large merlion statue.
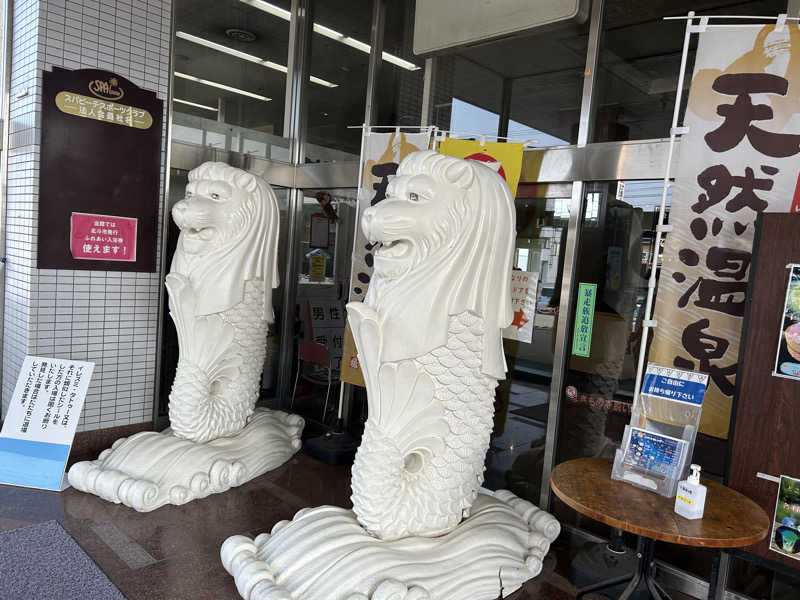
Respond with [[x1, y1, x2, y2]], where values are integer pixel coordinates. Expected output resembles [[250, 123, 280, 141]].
[[349, 150, 514, 540], [68, 163, 303, 511], [221, 151, 560, 600]]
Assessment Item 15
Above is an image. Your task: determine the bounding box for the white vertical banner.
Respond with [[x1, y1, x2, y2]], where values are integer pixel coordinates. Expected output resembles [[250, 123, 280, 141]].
[[341, 128, 433, 386], [348, 129, 434, 302], [650, 24, 800, 439]]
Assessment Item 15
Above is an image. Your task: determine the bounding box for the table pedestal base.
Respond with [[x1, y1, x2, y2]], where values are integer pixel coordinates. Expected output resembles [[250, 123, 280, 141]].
[[576, 537, 671, 600]]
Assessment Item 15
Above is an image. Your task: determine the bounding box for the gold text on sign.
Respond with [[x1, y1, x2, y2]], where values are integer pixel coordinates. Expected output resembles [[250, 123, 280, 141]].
[[55, 91, 153, 130], [88, 77, 124, 101]]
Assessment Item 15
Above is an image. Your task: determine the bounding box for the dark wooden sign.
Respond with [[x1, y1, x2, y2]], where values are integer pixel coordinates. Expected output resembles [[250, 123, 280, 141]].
[[38, 67, 163, 271], [728, 213, 800, 572]]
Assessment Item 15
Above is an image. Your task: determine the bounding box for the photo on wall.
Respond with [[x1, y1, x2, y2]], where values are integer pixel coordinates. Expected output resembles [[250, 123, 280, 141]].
[[773, 265, 800, 381], [770, 475, 800, 561]]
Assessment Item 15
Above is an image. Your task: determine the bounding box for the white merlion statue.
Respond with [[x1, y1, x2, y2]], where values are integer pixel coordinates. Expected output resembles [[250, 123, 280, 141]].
[[221, 151, 559, 600], [167, 162, 281, 442], [349, 150, 514, 539], [68, 162, 303, 512]]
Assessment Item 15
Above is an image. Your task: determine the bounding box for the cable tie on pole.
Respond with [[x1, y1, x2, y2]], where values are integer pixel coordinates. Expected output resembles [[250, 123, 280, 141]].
[[643, 319, 658, 328], [670, 126, 689, 136], [690, 15, 709, 32]]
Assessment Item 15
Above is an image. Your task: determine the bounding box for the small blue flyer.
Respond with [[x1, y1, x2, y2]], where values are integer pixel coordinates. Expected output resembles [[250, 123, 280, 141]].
[[641, 364, 709, 406]]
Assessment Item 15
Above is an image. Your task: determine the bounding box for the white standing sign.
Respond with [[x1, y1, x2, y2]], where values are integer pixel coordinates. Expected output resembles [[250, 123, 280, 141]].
[[0, 356, 94, 491]]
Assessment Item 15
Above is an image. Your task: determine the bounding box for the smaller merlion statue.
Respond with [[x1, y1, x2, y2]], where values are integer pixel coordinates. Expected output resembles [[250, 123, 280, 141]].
[[167, 162, 281, 443], [221, 151, 559, 600], [69, 163, 303, 512]]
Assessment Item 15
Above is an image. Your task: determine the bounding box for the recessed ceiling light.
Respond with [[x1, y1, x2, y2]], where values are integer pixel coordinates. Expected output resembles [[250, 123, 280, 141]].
[[225, 28, 257, 43], [176, 31, 338, 88], [240, 0, 421, 71], [174, 71, 272, 101], [174, 98, 218, 112]]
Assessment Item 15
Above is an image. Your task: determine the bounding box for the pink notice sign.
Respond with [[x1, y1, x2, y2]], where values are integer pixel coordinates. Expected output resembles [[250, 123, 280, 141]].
[[70, 212, 137, 262]]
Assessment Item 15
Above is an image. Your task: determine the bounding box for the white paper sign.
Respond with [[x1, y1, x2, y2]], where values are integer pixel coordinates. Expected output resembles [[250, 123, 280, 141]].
[[503, 271, 539, 343], [0, 356, 94, 490]]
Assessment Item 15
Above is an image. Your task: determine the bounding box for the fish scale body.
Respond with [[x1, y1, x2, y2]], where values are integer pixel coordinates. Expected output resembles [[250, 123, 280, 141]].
[[351, 311, 497, 540], [168, 280, 267, 442]]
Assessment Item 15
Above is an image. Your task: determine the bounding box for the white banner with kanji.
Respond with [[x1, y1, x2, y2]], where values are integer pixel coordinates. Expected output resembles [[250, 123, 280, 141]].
[[650, 24, 800, 439]]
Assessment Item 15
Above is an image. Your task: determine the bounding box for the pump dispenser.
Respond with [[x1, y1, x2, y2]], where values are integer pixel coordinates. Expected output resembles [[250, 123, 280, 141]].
[[674, 464, 707, 520]]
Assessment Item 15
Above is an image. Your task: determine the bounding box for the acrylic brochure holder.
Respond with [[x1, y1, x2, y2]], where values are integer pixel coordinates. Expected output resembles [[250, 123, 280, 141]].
[[612, 364, 709, 497]]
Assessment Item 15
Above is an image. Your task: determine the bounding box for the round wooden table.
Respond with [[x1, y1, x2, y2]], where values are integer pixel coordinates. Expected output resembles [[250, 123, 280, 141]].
[[550, 458, 769, 600]]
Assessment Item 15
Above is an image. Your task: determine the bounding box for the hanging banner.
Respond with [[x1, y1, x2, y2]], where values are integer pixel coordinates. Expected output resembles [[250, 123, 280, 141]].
[[650, 24, 800, 439], [503, 271, 539, 343], [340, 129, 434, 386], [438, 138, 524, 197]]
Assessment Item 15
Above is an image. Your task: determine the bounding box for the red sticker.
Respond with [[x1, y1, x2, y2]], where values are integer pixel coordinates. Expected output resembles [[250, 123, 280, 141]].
[[70, 212, 137, 262], [565, 385, 578, 400]]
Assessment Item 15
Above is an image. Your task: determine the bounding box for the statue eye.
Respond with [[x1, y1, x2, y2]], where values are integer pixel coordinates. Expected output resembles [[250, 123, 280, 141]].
[[185, 191, 192, 198], [211, 192, 220, 200], [409, 192, 419, 202]]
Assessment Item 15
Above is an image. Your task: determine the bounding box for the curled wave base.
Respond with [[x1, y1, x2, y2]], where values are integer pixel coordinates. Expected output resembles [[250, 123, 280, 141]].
[[68, 408, 303, 512], [221, 489, 560, 600]]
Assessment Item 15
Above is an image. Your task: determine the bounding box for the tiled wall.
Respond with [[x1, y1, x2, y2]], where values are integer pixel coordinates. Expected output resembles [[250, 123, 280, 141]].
[[2, 0, 172, 432]]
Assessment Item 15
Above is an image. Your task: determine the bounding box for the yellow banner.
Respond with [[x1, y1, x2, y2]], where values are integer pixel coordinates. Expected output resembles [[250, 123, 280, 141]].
[[55, 91, 153, 130], [438, 138, 524, 197]]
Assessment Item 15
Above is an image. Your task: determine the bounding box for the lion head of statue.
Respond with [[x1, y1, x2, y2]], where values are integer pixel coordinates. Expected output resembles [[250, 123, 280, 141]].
[[170, 162, 280, 323], [360, 150, 515, 380]]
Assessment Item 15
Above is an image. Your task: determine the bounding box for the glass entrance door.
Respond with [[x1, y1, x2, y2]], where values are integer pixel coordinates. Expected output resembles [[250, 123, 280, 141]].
[[483, 182, 573, 502]]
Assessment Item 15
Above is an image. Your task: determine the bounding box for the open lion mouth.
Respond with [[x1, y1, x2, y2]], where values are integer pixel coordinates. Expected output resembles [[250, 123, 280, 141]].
[[183, 226, 216, 242], [375, 239, 412, 260]]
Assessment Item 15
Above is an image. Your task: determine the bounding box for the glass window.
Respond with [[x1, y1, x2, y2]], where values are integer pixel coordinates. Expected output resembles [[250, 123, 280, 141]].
[[305, 0, 374, 160], [162, 0, 295, 416], [594, 0, 788, 142], [172, 0, 292, 150], [289, 188, 358, 429], [484, 183, 573, 501], [377, 0, 425, 127], [429, 18, 589, 144]]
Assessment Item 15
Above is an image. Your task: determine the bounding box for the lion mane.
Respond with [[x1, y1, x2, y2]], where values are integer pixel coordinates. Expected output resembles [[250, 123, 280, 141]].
[[170, 162, 280, 323], [364, 150, 515, 380]]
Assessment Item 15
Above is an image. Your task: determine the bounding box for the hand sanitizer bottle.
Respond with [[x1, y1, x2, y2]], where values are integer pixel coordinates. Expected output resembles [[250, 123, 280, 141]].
[[674, 464, 707, 520]]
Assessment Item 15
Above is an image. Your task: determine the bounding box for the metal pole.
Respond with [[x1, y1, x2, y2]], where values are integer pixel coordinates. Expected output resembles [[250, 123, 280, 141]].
[[497, 77, 512, 139], [539, 0, 605, 510], [277, 0, 312, 407], [216, 97, 225, 124], [336, 0, 387, 424], [632, 12, 695, 406], [363, 0, 386, 128], [0, 0, 14, 414], [420, 57, 436, 127], [151, 0, 177, 430]]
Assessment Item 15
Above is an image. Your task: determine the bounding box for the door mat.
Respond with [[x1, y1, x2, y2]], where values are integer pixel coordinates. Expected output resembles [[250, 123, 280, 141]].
[[0, 520, 125, 600]]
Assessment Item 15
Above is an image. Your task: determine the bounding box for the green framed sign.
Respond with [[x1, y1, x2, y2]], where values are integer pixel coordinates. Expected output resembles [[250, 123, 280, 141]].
[[572, 282, 597, 357]]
